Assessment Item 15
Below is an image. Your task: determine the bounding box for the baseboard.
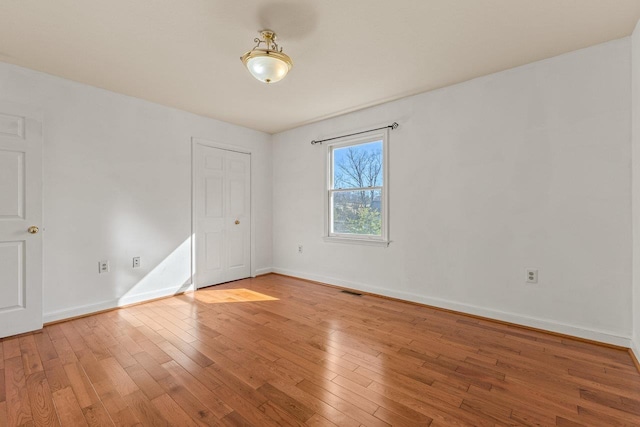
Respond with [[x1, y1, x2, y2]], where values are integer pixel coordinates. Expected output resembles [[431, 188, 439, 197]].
[[631, 339, 640, 371], [254, 267, 273, 277], [271, 268, 632, 348], [43, 284, 195, 324]]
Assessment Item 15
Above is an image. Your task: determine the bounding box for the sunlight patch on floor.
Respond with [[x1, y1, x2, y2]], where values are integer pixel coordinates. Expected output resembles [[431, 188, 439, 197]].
[[196, 288, 278, 303]]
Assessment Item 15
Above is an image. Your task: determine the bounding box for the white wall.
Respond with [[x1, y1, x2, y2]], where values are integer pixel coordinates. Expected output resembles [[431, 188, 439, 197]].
[[272, 38, 632, 346], [0, 62, 272, 322], [632, 22, 640, 358]]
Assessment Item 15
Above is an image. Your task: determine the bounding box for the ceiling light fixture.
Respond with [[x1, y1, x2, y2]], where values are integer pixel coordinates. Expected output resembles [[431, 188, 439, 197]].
[[241, 30, 293, 84]]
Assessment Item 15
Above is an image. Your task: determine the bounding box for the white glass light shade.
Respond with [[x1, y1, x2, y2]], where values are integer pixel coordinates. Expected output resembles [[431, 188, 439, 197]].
[[241, 50, 292, 84]]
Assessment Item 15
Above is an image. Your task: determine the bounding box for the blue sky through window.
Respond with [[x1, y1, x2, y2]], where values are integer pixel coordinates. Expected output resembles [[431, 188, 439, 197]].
[[333, 140, 383, 189]]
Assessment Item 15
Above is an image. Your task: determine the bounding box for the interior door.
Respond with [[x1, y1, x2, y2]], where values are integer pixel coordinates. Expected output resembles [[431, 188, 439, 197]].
[[195, 143, 250, 288], [0, 102, 43, 338]]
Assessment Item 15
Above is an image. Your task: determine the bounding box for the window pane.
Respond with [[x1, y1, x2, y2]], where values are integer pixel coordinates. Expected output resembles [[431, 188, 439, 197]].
[[332, 189, 382, 236], [333, 140, 383, 189]]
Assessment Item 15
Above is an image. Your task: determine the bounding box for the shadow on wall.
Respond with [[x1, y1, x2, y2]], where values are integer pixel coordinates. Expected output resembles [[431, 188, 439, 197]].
[[116, 236, 193, 306], [43, 236, 194, 323]]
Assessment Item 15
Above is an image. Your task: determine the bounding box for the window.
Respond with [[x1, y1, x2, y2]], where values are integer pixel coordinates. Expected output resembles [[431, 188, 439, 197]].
[[325, 129, 389, 246]]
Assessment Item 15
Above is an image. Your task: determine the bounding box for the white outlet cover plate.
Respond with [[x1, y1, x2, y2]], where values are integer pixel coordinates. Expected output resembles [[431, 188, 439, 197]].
[[526, 268, 538, 283], [99, 260, 109, 273]]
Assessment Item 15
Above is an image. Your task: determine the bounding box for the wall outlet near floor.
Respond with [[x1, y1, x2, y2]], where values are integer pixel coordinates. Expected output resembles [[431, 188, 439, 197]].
[[526, 268, 538, 284], [133, 257, 141, 268], [298, 244, 303, 254], [98, 260, 110, 274]]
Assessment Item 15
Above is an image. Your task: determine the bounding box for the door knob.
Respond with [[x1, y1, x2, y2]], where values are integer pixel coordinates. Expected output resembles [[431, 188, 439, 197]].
[[235, 220, 240, 225], [28, 226, 39, 234]]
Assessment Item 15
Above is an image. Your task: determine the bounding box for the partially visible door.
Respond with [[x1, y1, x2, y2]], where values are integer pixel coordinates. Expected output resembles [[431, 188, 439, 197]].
[[195, 144, 250, 288], [0, 102, 42, 338]]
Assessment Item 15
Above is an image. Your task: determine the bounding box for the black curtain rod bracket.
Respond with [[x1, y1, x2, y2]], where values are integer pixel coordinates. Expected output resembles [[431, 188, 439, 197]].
[[310, 122, 399, 145]]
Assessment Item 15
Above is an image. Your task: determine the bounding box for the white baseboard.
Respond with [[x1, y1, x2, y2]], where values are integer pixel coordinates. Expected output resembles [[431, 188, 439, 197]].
[[254, 267, 273, 277], [272, 268, 632, 348], [43, 284, 195, 324], [631, 339, 640, 362]]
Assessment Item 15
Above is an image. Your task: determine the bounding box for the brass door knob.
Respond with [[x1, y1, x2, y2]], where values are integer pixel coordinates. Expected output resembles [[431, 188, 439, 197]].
[[235, 220, 240, 225], [28, 226, 39, 234]]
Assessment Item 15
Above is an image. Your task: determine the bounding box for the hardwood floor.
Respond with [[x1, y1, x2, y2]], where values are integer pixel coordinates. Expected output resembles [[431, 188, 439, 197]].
[[1, 274, 639, 426]]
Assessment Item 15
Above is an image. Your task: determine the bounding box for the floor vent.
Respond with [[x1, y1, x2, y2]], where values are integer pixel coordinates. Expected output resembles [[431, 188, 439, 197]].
[[340, 290, 363, 296]]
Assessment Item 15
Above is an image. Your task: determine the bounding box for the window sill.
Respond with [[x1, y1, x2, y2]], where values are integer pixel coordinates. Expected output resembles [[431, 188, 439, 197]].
[[323, 236, 390, 247]]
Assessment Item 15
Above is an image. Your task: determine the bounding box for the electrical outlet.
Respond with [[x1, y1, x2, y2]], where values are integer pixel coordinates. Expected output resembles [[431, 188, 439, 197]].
[[298, 244, 303, 254], [98, 260, 109, 274], [133, 257, 141, 268], [526, 268, 538, 284]]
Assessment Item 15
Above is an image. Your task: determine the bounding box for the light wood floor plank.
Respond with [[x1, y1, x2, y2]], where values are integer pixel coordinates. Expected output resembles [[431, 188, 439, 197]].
[[51, 386, 87, 426], [25, 371, 59, 426], [81, 401, 114, 427], [4, 356, 32, 426]]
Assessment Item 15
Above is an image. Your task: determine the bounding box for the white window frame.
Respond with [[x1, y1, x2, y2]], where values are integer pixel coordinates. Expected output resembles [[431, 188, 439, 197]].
[[323, 128, 390, 247]]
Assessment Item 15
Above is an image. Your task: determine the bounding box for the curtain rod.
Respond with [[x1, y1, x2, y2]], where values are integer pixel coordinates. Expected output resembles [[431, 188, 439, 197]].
[[310, 122, 399, 145]]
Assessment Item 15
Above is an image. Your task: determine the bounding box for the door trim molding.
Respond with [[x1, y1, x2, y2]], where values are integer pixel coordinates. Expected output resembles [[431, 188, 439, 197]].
[[191, 138, 255, 288]]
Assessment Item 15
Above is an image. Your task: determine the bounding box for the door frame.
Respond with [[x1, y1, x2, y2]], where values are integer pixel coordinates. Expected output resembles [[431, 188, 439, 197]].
[[191, 137, 255, 288]]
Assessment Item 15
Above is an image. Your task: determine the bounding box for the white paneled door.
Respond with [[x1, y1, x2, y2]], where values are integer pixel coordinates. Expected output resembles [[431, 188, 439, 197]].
[[195, 143, 251, 288], [0, 102, 43, 338]]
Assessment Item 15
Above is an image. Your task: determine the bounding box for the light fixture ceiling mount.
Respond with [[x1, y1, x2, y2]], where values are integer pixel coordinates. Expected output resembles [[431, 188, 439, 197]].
[[241, 30, 293, 84]]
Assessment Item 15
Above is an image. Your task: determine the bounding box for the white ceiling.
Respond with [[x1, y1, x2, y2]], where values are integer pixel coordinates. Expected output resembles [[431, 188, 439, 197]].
[[1, 1, 640, 134]]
